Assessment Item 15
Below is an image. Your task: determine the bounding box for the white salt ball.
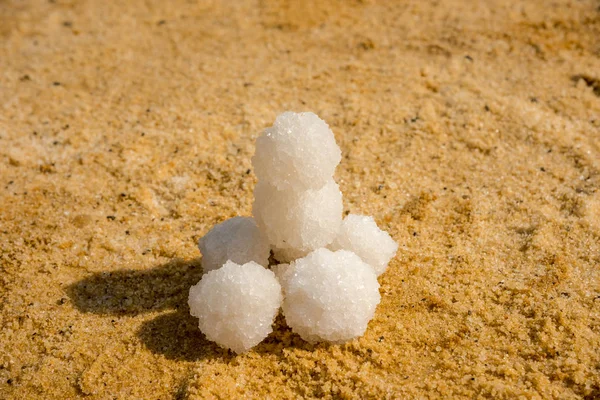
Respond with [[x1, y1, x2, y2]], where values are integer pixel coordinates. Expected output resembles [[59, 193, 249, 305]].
[[281, 248, 380, 344], [198, 216, 270, 273], [188, 261, 282, 354], [252, 111, 342, 191], [329, 214, 398, 276], [253, 179, 343, 262]]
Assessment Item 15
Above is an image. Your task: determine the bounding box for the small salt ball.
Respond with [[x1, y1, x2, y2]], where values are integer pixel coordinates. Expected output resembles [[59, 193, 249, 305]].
[[188, 261, 282, 354], [252, 111, 342, 191], [281, 248, 380, 344], [329, 214, 398, 276], [253, 179, 343, 262], [198, 216, 270, 273]]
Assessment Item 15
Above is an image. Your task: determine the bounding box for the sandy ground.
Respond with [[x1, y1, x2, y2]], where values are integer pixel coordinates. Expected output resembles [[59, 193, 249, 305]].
[[1, 0, 600, 398]]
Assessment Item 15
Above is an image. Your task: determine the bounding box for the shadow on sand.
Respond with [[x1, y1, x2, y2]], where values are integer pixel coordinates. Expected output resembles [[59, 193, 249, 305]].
[[66, 257, 228, 361], [66, 258, 203, 315]]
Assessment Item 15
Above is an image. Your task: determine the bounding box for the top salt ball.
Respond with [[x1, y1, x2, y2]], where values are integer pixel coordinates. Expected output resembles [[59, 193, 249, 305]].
[[329, 214, 398, 276], [198, 217, 270, 273], [252, 112, 342, 191]]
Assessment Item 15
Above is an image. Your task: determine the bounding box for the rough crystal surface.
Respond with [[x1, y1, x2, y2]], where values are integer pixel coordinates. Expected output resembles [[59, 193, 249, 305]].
[[198, 216, 270, 273], [329, 214, 398, 276], [188, 261, 282, 354], [280, 248, 381, 344], [252, 111, 342, 191], [252, 179, 342, 261]]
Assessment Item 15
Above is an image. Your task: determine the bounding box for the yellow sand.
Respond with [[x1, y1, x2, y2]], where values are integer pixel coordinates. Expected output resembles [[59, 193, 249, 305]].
[[1, 0, 599, 398]]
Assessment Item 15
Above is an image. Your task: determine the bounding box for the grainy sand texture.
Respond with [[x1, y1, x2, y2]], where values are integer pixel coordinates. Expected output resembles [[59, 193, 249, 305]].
[[1, 0, 600, 398]]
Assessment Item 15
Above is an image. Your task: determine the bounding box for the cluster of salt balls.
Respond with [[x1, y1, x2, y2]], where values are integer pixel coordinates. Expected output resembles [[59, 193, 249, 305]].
[[188, 112, 398, 353]]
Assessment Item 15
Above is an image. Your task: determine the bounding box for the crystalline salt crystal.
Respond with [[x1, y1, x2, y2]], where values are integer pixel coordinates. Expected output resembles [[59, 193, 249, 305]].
[[280, 248, 380, 344], [198, 216, 270, 273], [329, 214, 398, 276], [252, 111, 341, 191], [252, 179, 342, 262], [188, 261, 282, 354]]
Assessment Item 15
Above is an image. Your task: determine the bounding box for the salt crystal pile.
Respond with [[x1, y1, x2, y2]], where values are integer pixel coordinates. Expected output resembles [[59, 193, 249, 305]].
[[189, 111, 397, 353]]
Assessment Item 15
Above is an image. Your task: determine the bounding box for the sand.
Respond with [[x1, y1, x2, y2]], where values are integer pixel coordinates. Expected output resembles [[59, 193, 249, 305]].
[[1, 0, 599, 398]]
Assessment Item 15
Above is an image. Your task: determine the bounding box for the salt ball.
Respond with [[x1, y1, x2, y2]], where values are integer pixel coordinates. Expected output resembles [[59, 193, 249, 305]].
[[198, 216, 270, 273], [253, 179, 343, 262], [252, 111, 342, 191], [329, 214, 398, 276], [188, 261, 282, 353], [281, 248, 380, 343]]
